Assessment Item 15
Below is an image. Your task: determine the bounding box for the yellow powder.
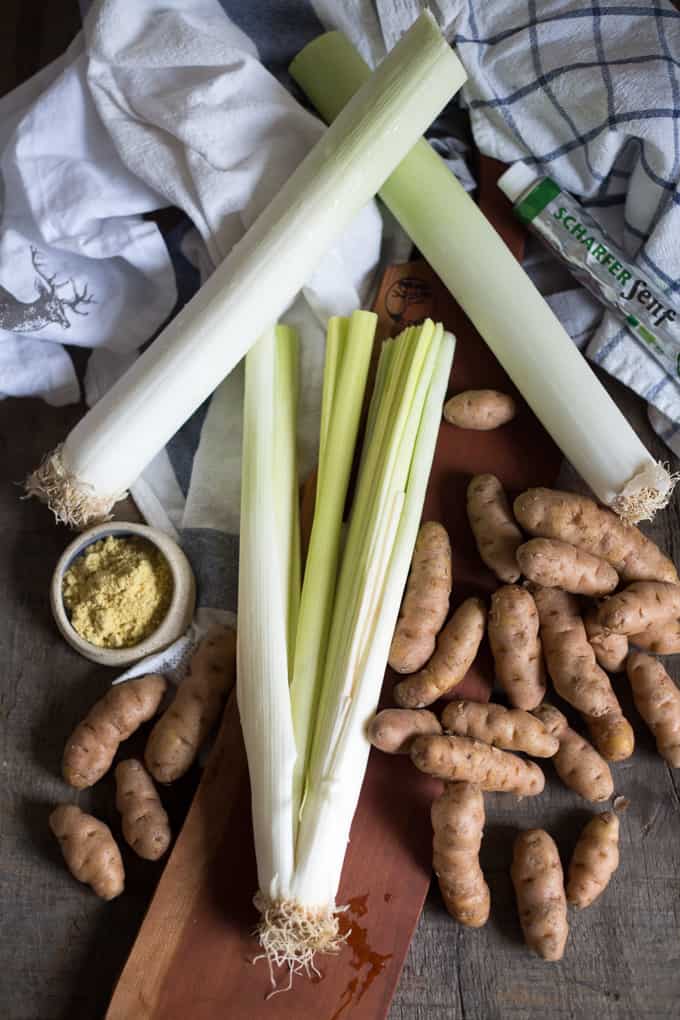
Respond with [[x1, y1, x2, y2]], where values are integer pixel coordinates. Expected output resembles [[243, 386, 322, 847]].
[[62, 535, 173, 648]]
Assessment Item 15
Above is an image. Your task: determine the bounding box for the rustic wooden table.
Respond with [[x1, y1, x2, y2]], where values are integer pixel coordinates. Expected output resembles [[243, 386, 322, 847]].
[[2, 6, 679, 1020]]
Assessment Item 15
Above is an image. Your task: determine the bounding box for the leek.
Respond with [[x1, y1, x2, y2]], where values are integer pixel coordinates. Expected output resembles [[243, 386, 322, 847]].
[[274, 325, 302, 666], [290, 311, 376, 826], [237, 315, 455, 977], [237, 326, 299, 905], [290, 32, 676, 523], [27, 12, 466, 528], [292, 324, 453, 909]]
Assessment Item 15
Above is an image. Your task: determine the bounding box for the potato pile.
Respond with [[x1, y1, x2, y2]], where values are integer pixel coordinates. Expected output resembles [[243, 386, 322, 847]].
[[371, 453, 680, 961], [50, 626, 235, 899]]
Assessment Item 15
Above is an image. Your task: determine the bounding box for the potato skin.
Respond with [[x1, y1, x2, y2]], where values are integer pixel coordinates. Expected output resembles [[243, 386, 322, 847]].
[[597, 582, 680, 636], [583, 710, 635, 763], [467, 474, 522, 584], [630, 619, 680, 655], [567, 812, 620, 908], [443, 389, 516, 430], [49, 805, 124, 900], [514, 488, 678, 584], [115, 759, 171, 861], [532, 703, 568, 740], [511, 829, 568, 961], [488, 586, 546, 710], [62, 674, 167, 789], [627, 651, 680, 767], [441, 700, 558, 757], [393, 598, 486, 709], [533, 704, 614, 802], [531, 586, 622, 718], [531, 585, 633, 761], [145, 626, 236, 783], [410, 735, 544, 795], [517, 538, 618, 597], [584, 610, 629, 673], [431, 783, 490, 928], [367, 708, 441, 754], [389, 522, 451, 674]]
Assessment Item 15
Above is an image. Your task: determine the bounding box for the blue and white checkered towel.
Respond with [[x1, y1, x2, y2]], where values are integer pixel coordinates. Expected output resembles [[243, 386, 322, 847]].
[[436, 0, 680, 453], [3, 0, 680, 642]]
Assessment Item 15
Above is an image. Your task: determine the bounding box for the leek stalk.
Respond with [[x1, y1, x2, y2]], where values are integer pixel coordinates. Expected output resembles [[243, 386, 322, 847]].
[[274, 325, 301, 666], [238, 316, 455, 977], [290, 311, 376, 827], [290, 32, 675, 522], [27, 12, 466, 528], [237, 326, 299, 904], [292, 324, 454, 908]]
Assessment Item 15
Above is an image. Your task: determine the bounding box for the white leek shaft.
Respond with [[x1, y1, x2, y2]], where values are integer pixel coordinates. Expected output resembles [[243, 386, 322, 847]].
[[290, 33, 675, 521], [381, 154, 664, 517], [238, 318, 455, 976], [237, 328, 298, 901], [30, 12, 466, 526]]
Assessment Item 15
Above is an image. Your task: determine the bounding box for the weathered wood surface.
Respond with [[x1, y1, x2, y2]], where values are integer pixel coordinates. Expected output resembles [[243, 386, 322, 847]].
[[1, 6, 680, 1020], [102, 253, 560, 1020]]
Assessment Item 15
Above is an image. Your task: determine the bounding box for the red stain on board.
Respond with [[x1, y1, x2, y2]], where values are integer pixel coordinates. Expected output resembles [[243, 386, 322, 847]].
[[345, 893, 369, 918], [330, 894, 392, 1020]]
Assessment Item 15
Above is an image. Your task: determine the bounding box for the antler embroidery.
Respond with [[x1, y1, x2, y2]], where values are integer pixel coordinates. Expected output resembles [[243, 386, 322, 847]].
[[0, 247, 96, 333], [61, 279, 97, 316], [31, 245, 97, 317]]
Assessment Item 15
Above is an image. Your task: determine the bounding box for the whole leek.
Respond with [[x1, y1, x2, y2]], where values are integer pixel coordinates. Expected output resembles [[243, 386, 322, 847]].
[[27, 13, 466, 527], [237, 318, 455, 977]]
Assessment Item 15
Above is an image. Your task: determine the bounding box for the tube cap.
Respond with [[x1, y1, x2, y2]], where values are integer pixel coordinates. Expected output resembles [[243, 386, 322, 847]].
[[498, 163, 540, 204]]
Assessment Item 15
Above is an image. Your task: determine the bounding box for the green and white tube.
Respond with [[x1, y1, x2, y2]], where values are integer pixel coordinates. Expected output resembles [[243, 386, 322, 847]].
[[499, 163, 680, 382]]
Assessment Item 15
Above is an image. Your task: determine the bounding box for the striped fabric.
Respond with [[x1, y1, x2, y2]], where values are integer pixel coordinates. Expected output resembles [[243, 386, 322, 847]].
[[436, 0, 680, 450]]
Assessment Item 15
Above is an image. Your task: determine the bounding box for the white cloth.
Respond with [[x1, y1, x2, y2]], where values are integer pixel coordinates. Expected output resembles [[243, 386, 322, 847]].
[[82, 0, 382, 545], [0, 0, 382, 427], [10, 1, 676, 447], [0, 33, 175, 404]]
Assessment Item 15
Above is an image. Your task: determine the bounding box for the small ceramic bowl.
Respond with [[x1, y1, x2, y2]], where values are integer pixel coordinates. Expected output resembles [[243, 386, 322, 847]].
[[51, 521, 196, 667]]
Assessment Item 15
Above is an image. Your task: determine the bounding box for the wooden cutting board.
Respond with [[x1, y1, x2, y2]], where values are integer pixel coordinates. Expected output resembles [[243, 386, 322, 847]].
[[105, 160, 562, 1020]]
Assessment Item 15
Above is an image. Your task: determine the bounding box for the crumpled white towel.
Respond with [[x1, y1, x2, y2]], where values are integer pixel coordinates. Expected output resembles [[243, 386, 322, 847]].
[[0, 0, 382, 428], [81, 0, 382, 539], [0, 33, 175, 404]]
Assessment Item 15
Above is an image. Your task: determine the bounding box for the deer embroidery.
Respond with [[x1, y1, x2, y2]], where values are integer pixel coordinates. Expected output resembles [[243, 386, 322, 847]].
[[0, 246, 95, 333]]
